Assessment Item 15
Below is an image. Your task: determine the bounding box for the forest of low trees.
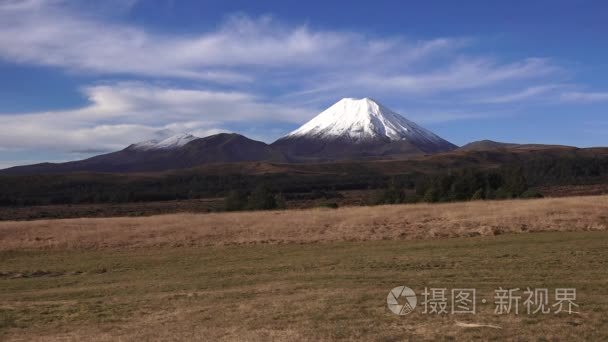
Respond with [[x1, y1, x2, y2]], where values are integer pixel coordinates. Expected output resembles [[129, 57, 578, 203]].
[[0, 151, 607, 209], [375, 167, 542, 205], [224, 185, 286, 211]]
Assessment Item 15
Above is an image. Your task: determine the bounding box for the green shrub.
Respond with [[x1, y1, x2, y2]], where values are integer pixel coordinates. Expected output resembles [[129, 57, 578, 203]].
[[471, 188, 484, 200], [520, 189, 544, 199], [224, 190, 248, 211], [274, 193, 287, 209], [247, 184, 278, 210], [319, 202, 339, 209]]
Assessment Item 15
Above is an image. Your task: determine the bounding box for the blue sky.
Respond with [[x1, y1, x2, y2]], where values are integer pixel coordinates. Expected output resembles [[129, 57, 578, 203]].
[[1, 0, 608, 168]]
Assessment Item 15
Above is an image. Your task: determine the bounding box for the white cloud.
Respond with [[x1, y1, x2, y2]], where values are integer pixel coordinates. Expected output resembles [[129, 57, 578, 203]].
[[1, 0, 556, 93], [0, 0, 581, 164], [350, 58, 558, 93], [560, 91, 608, 103], [405, 111, 498, 124], [0, 0, 564, 101], [0, 82, 315, 152], [0, 1, 459, 82], [474, 84, 563, 104], [275, 58, 561, 108]]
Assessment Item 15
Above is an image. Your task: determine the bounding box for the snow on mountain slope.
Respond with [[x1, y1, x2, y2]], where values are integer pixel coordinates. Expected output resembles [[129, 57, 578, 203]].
[[272, 98, 457, 160], [130, 133, 199, 151], [284, 97, 446, 144]]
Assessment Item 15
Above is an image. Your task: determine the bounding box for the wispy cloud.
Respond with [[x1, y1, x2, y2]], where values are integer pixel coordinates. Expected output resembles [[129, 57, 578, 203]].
[[351, 58, 558, 94], [0, 1, 460, 83], [406, 111, 499, 124], [0, 0, 558, 92], [0, 0, 568, 100], [0, 82, 315, 152], [560, 91, 608, 103], [0, 0, 586, 165], [474, 84, 563, 104]]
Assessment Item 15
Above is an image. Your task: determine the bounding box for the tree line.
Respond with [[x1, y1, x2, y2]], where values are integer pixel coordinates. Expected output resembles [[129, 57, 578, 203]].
[[1, 151, 608, 208], [375, 167, 542, 205]]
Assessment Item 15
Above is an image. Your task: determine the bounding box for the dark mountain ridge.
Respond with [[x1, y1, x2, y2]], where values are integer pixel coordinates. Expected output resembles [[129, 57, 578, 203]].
[[1, 133, 286, 175]]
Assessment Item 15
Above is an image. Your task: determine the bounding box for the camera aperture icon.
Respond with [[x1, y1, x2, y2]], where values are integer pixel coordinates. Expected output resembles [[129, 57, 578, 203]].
[[387, 286, 417, 315]]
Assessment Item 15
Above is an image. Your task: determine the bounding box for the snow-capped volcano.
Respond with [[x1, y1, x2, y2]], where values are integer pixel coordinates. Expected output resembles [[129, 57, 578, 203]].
[[286, 97, 442, 143], [272, 98, 456, 160], [129, 133, 199, 151]]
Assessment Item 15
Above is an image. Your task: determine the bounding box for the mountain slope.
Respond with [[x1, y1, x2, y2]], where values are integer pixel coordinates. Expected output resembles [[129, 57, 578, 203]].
[[459, 140, 576, 152], [1, 133, 286, 174], [272, 98, 456, 160], [129, 133, 199, 151], [458, 140, 520, 151]]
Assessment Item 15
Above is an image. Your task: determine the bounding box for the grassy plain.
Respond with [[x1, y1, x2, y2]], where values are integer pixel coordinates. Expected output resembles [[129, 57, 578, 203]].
[[1, 195, 607, 250], [1, 196, 607, 340]]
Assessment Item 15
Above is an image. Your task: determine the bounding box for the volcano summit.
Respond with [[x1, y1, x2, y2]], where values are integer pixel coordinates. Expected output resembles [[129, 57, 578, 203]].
[[272, 98, 457, 160]]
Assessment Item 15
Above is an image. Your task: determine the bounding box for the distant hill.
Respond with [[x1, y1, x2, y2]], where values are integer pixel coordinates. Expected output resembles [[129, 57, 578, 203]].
[[459, 140, 575, 152], [1, 133, 286, 175], [3, 146, 608, 208], [458, 140, 520, 151], [1, 97, 460, 174], [0, 98, 587, 175]]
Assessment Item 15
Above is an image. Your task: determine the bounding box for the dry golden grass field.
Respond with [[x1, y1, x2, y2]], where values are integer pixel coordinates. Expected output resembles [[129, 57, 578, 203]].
[[1, 195, 608, 250], [1, 196, 608, 340]]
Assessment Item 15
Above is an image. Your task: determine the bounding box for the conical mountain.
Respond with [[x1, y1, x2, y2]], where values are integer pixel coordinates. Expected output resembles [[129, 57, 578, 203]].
[[272, 97, 456, 160]]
